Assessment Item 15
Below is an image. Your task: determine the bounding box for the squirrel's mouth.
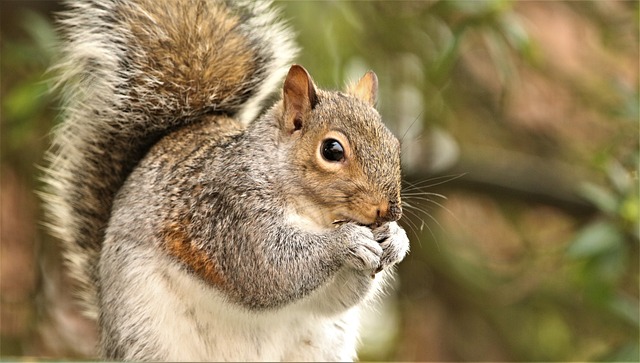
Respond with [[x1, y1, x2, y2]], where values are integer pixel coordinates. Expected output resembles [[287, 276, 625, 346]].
[[331, 200, 396, 229], [332, 215, 380, 229]]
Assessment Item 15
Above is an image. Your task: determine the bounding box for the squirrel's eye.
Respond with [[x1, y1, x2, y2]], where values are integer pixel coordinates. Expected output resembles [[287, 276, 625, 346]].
[[321, 139, 345, 162]]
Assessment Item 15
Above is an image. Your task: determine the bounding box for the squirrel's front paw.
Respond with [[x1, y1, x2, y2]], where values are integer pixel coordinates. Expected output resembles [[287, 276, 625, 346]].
[[339, 224, 382, 272], [373, 221, 409, 273]]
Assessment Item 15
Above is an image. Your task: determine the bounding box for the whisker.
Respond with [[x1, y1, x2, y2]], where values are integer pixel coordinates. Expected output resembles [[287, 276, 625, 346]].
[[402, 173, 466, 189], [402, 191, 448, 200], [401, 208, 422, 238], [404, 195, 447, 206], [404, 195, 454, 248], [410, 206, 443, 246], [400, 111, 424, 145], [399, 210, 422, 244], [417, 197, 462, 228], [403, 207, 438, 249]]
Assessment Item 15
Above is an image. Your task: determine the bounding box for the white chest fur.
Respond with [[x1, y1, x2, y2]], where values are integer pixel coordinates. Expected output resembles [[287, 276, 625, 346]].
[[103, 244, 382, 361]]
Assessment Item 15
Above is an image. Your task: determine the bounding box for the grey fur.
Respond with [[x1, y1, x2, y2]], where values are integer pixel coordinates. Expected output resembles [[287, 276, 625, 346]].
[[41, 0, 297, 317], [42, 0, 409, 360]]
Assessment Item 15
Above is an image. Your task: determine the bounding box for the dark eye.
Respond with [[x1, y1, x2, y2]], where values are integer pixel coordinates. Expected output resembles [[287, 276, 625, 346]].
[[321, 139, 345, 162]]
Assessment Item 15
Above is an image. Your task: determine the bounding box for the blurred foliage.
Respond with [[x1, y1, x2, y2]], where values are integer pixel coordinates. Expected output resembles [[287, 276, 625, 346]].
[[1, 6, 62, 358], [1, 0, 638, 361], [1, 10, 58, 177], [283, 2, 638, 361]]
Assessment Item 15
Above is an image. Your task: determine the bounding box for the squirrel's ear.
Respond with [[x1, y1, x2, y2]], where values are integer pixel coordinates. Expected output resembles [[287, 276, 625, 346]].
[[283, 65, 318, 134], [347, 71, 378, 107]]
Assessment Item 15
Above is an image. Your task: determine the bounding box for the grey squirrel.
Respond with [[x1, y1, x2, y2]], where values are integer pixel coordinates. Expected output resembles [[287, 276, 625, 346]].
[[42, 0, 409, 361]]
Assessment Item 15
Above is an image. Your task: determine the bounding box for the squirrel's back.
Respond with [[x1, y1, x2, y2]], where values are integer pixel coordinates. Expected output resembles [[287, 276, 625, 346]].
[[42, 0, 297, 317]]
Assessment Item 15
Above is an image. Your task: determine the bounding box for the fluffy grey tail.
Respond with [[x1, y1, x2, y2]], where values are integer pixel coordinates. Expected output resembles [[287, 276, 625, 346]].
[[41, 0, 297, 318]]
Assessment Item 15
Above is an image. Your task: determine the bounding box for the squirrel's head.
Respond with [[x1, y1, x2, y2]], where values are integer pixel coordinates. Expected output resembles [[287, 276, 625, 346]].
[[279, 65, 402, 229]]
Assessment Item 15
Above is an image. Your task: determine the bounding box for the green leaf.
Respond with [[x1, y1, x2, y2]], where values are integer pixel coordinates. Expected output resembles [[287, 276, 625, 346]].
[[567, 221, 624, 259], [3, 80, 48, 122], [608, 294, 640, 328], [578, 183, 619, 215], [620, 193, 639, 230]]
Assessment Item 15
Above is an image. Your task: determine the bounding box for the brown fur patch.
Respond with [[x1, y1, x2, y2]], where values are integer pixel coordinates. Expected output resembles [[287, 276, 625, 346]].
[[163, 219, 226, 288], [120, 0, 257, 112]]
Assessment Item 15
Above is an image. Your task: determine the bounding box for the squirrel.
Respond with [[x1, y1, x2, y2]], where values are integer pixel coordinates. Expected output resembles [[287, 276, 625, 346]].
[[42, 0, 409, 361]]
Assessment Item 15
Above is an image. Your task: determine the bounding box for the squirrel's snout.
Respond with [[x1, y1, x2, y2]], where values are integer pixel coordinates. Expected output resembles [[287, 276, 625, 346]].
[[375, 200, 402, 225]]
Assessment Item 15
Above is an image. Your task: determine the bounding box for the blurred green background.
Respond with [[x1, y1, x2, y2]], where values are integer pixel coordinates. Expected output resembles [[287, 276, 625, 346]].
[[1, 0, 638, 361]]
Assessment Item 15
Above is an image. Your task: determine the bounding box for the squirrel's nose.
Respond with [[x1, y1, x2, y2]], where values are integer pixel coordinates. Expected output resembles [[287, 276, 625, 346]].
[[375, 199, 402, 224]]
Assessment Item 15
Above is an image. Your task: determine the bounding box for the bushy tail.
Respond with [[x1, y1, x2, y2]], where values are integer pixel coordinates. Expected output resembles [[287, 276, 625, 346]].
[[41, 0, 297, 317]]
